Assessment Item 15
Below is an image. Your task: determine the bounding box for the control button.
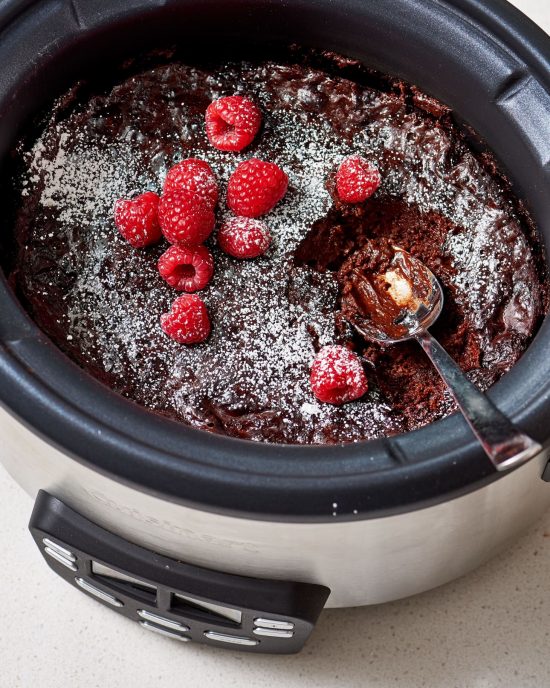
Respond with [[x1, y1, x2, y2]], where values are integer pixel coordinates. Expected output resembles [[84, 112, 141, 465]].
[[44, 546, 77, 571], [139, 621, 190, 642], [42, 538, 76, 562], [254, 618, 295, 631], [137, 610, 189, 632], [75, 577, 123, 607], [204, 631, 259, 646], [253, 627, 294, 638]]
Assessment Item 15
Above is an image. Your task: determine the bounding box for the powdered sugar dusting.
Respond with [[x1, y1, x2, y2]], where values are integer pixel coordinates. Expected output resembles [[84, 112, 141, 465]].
[[218, 217, 271, 258], [17, 60, 407, 443], [310, 345, 368, 404], [12, 56, 545, 443]]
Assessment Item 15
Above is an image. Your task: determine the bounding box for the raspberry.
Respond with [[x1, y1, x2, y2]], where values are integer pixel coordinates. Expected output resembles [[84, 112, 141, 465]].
[[336, 155, 381, 203], [310, 345, 368, 405], [227, 158, 288, 218], [114, 191, 162, 248], [158, 190, 215, 245], [205, 95, 262, 152], [218, 217, 271, 259], [158, 245, 214, 292], [160, 294, 211, 344], [163, 158, 218, 208]]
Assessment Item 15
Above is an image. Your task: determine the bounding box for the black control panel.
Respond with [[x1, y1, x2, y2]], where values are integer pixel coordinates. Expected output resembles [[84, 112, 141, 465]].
[[29, 491, 330, 654]]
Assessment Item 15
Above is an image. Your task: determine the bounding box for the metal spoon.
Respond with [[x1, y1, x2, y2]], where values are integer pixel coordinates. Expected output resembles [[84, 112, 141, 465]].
[[342, 246, 542, 472]]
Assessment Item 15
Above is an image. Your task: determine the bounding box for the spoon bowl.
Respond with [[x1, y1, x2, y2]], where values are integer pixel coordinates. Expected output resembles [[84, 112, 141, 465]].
[[347, 247, 444, 344]]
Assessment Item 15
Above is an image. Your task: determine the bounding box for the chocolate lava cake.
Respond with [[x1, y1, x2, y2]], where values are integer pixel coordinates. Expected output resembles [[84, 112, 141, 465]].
[[5, 49, 548, 444]]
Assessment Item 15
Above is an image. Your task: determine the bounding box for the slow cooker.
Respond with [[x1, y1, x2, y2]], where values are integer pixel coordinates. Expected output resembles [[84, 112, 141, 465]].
[[1, 0, 550, 655]]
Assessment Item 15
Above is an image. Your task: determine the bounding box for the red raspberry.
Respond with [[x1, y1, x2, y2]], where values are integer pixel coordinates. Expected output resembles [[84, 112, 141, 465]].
[[163, 158, 218, 208], [218, 217, 271, 259], [310, 345, 368, 405], [158, 190, 215, 246], [205, 95, 262, 152], [158, 245, 214, 292], [160, 294, 211, 344], [336, 155, 381, 203], [227, 158, 288, 218], [114, 191, 162, 248]]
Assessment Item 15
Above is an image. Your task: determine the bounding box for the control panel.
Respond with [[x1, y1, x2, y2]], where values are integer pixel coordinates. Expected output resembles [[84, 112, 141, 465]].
[[30, 491, 330, 654]]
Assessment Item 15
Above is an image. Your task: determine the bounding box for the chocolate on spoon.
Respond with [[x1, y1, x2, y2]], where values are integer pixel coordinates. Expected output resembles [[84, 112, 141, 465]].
[[338, 239, 541, 472], [339, 239, 442, 343]]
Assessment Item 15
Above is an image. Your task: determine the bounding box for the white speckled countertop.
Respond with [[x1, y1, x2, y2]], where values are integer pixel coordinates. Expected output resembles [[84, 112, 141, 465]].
[[1, 1, 550, 686]]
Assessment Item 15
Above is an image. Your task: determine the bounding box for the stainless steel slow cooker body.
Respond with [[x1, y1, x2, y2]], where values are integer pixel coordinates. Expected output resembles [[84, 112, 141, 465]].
[[1, 0, 550, 610]]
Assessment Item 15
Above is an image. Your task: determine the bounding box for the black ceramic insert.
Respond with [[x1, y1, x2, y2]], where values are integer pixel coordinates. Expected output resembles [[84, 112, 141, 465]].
[[1, 0, 550, 520]]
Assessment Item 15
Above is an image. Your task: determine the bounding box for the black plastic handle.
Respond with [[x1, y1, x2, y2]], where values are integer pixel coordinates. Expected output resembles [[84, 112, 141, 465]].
[[29, 491, 330, 654]]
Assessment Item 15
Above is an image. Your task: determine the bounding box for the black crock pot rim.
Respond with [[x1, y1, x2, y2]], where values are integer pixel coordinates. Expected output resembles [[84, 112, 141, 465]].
[[1, 0, 549, 522]]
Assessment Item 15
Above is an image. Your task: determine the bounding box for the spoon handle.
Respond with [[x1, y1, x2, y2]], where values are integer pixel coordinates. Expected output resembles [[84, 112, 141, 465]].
[[415, 330, 542, 472]]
